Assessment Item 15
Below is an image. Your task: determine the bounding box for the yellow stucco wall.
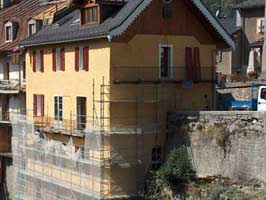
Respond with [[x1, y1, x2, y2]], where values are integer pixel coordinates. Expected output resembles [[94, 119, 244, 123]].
[[25, 34, 217, 198], [26, 39, 110, 128], [110, 35, 216, 127]]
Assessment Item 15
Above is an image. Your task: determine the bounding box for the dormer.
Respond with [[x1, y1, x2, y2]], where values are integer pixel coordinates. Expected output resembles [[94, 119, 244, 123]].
[[71, 0, 125, 26], [4, 21, 18, 43], [28, 19, 43, 37]]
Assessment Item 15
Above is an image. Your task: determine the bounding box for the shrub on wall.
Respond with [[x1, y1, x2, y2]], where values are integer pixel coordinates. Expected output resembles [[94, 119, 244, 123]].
[[145, 145, 195, 199]]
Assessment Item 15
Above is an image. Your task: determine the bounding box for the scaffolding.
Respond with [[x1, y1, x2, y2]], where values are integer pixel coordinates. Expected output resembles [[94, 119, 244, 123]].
[[12, 78, 164, 200], [12, 114, 105, 200]]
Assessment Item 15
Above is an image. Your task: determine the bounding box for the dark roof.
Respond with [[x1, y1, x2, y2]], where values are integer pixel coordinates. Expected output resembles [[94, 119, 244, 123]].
[[0, 0, 53, 52], [234, 0, 265, 9], [21, 0, 142, 46], [219, 17, 237, 35], [20, 0, 235, 48]]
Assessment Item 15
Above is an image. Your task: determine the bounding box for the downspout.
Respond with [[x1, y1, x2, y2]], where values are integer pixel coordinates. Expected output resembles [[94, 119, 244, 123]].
[[261, 0, 266, 79]]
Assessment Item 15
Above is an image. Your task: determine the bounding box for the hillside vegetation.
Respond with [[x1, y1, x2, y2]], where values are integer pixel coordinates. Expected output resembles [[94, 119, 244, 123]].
[[203, 0, 247, 16]]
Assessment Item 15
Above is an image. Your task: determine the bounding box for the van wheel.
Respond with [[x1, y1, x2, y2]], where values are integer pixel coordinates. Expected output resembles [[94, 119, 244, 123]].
[[228, 107, 233, 111]]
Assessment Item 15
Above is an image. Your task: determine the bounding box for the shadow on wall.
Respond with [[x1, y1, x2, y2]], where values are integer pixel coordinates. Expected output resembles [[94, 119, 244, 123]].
[[0, 157, 12, 200], [216, 92, 236, 110]]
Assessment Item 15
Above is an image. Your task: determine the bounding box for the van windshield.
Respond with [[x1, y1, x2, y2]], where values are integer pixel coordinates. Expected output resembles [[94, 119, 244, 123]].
[[261, 88, 266, 100]]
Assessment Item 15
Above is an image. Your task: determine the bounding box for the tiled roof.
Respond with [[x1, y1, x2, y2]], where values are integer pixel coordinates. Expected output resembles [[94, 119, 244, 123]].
[[21, 0, 235, 48], [234, 0, 265, 9], [0, 0, 52, 52], [219, 17, 237, 35], [21, 0, 143, 46]]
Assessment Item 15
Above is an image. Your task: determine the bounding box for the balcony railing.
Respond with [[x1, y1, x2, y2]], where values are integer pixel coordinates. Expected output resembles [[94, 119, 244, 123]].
[[112, 66, 215, 83], [0, 79, 25, 93], [34, 115, 163, 137], [0, 109, 26, 123]]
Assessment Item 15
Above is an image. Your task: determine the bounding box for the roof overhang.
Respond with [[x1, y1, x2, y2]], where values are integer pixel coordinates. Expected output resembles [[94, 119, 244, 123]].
[[109, 0, 235, 49]]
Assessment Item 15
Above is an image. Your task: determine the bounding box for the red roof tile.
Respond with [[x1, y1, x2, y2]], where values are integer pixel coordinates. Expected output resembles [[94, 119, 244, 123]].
[[0, 0, 53, 52]]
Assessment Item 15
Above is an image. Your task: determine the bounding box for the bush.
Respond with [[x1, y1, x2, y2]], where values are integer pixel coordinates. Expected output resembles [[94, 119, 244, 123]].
[[157, 145, 195, 190], [145, 145, 195, 199]]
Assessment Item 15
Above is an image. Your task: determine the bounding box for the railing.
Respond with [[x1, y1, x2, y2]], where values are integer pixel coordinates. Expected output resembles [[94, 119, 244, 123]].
[[0, 109, 26, 122], [111, 66, 215, 83], [0, 79, 25, 92], [34, 115, 163, 136], [34, 115, 91, 137]]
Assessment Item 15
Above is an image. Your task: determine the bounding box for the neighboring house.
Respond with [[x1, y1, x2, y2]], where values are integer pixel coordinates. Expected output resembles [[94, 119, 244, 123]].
[[0, 0, 66, 197], [217, 15, 242, 76], [234, 0, 265, 75], [20, 0, 234, 199]]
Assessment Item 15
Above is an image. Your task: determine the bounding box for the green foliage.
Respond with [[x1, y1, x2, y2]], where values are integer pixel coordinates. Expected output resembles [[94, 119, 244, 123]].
[[145, 146, 195, 199], [157, 146, 195, 190], [157, 145, 195, 190]]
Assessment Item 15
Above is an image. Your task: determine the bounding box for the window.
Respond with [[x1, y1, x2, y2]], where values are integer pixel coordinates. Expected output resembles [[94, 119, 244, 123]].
[[77, 97, 87, 130], [81, 6, 98, 24], [54, 96, 63, 122], [52, 48, 65, 71], [43, 18, 49, 26], [261, 88, 266, 100], [75, 47, 89, 71], [33, 95, 44, 116], [185, 47, 201, 82], [32, 50, 44, 72], [152, 146, 162, 170], [28, 23, 36, 36], [5, 25, 12, 42], [257, 18, 266, 34], [159, 45, 173, 79], [56, 48, 61, 71]]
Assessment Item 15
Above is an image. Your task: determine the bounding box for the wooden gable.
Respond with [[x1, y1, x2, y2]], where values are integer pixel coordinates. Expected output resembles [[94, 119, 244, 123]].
[[113, 0, 229, 48]]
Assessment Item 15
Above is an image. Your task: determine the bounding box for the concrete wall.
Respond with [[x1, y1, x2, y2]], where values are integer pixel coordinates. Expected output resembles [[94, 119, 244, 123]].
[[168, 111, 266, 182]]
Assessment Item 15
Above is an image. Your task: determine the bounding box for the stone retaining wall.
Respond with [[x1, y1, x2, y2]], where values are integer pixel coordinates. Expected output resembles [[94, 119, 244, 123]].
[[167, 111, 266, 182]]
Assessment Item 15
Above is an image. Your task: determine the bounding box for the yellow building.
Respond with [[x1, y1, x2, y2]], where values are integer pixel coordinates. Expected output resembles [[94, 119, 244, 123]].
[[18, 0, 234, 199], [0, 0, 67, 197]]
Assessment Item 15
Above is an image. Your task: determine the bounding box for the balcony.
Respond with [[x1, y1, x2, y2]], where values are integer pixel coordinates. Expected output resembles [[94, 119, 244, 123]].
[[34, 114, 162, 137], [112, 66, 215, 84], [0, 79, 25, 93], [34, 116, 89, 137]]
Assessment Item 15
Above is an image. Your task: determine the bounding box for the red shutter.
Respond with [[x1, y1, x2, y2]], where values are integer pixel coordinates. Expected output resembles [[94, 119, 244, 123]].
[[185, 47, 193, 81], [32, 51, 36, 72], [40, 50, 44, 72], [41, 95, 44, 116], [61, 48, 65, 71], [83, 47, 89, 71], [75, 47, 79, 72], [52, 49, 56, 72], [33, 94, 37, 116], [194, 47, 201, 82]]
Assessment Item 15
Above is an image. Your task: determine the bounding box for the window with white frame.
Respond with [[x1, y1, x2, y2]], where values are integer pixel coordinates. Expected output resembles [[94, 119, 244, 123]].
[[37, 95, 42, 115], [5, 22, 12, 42], [257, 18, 266, 34], [33, 94, 44, 117], [159, 45, 173, 79], [28, 21, 36, 36]]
